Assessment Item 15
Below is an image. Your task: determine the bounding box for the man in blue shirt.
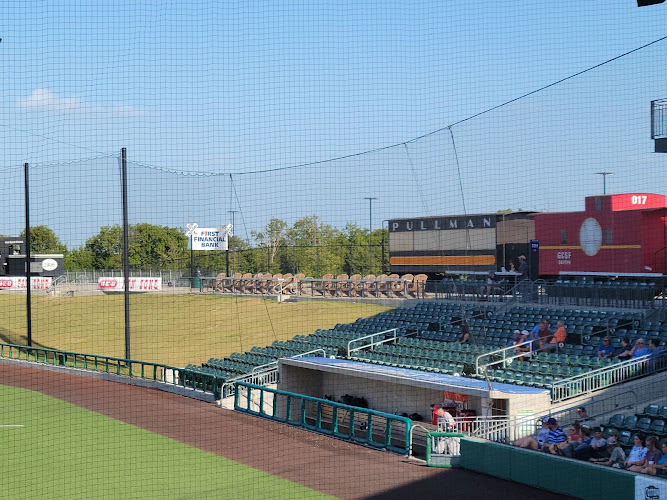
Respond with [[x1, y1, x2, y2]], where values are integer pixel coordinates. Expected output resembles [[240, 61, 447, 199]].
[[648, 338, 663, 358], [542, 418, 568, 454], [596, 337, 615, 359]]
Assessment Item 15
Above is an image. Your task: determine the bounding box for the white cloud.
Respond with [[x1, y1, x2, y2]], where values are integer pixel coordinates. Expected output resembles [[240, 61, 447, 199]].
[[17, 89, 81, 112], [17, 89, 145, 116]]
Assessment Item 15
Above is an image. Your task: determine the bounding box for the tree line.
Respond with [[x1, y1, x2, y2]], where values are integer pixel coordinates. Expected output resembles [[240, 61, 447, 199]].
[[18, 217, 389, 278]]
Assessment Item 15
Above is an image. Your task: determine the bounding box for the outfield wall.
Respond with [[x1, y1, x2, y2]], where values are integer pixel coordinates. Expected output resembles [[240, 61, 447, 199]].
[[459, 438, 666, 500]]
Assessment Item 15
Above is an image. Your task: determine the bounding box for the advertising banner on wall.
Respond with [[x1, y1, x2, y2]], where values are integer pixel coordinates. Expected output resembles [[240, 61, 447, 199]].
[[98, 277, 162, 292], [0, 277, 52, 290], [186, 223, 232, 251], [635, 476, 665, 500]]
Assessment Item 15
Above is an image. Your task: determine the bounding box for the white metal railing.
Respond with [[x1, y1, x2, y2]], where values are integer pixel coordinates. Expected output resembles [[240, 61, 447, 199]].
[[221, 364, 280, 399], [347, 328, 399, 358], [474, 339, 534, 375], [448, 415, 540, 444], [221, 348, 328, 399], [292, 348, 328, 360], [550, 352, 667, 403]]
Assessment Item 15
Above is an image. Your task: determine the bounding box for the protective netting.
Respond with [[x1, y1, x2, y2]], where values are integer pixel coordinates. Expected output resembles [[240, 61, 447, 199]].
[[2, 2, 667, 499]]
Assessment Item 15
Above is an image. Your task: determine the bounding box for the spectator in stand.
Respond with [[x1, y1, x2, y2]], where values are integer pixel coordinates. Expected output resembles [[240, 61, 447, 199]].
[[624, 434, 648, 469], [629, 436, 661, 472], [639, 441, 667, 476], [589, 435, 626, 468], [615, 336, 634, 361], [648, 338, 663, 358], [545, 321, 567, 353], [515, 330, 533, 360], [560, 426, 592, 458], [631, 339, 649, 358], [508, 259, 516, 272], [596, 337, 615, 359], [574, 427, 608, 461], [568, 420, 582, 443], [454, 323, 470, 344], [517, 255, 528, 279], [542, 418, 568, 454], [533, 320, 554, 353], [574, 406, 598, 427], [517, 255, 530, 300], [514, 417, 551, 450], [480, 270, 503, 300], [507, 330, 522, 347]]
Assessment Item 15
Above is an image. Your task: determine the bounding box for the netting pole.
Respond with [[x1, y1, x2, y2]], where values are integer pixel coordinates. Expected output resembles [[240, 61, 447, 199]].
[[24, 162, 32, 347], [121, 148, 131, 361]]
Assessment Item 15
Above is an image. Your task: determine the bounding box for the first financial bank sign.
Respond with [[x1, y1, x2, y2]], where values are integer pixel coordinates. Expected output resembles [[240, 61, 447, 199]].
[[187, 223, 232, 251]]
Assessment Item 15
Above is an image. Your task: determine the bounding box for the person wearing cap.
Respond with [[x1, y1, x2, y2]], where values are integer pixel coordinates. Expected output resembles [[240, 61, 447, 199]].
[[515, 330, 532, 360], [514, 417, 550, 450], [589, 434, 626, 468], [506, 329, 522, 347], [517, 255, 528, 280], [542, 418, 568, 454]]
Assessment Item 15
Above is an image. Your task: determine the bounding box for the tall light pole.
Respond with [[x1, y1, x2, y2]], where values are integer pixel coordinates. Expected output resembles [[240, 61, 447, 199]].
[[595, 172, 613, 195], [364, 197, 377, 274]]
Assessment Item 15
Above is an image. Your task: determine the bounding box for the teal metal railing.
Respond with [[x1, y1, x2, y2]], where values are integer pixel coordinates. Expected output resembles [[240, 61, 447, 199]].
[[0, 343, 225, 397], [234, 381, 412, 455], [425, 431, 465, 468]]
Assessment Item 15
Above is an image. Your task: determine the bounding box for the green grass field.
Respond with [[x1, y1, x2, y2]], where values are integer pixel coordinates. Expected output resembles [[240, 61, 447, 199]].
[[0, 294, 391, 367], [0, 384, 332, 499]]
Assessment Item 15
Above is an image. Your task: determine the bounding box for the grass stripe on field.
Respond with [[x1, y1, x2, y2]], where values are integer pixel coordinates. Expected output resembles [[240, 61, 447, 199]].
[[0, 294, 390, 367], [0, 385, 334, 500]]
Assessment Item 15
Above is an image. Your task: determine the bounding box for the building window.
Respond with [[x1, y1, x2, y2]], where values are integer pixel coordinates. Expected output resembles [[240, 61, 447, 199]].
[[604, 228, 613, 244], [594, 197, 603, 211], [560, 229, 567, 244]]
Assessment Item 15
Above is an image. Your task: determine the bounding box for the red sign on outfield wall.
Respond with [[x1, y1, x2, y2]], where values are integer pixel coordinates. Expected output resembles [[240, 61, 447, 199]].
[[0, 277, 52, 290], [98, 277, 162, 292]]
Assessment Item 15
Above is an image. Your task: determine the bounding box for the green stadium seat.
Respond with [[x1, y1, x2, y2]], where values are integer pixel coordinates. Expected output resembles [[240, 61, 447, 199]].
[[638, 404, 660, 419], [635, 417, 652, 433], [621, 415, 638, 431], [648, 419, 666, 437]]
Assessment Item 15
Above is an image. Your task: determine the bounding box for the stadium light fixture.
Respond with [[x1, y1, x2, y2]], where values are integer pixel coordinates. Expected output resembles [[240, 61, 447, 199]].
[[595, 172, 613, 195]]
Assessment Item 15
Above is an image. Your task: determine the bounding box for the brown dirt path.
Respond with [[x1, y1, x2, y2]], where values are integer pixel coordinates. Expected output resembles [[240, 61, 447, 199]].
[[0, 363, 574, 499]]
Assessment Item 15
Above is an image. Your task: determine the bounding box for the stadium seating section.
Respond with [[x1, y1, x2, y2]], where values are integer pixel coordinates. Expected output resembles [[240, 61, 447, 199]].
[[184, 300, 667, 392]]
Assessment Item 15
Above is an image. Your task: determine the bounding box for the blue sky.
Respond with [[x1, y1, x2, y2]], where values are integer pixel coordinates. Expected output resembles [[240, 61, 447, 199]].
[[1, 1, 667, 247]]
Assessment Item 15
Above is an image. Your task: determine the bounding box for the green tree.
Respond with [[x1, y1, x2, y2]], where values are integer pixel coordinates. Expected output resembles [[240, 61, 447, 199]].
[[128, 223, 188, 270], [85, 225, 123, 269], [280, 215, 346, 277], [84, 224, 188, 270], [251, 218, 287, 273], [19, 226, 67, 254], [64, 246, 94, 271]]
